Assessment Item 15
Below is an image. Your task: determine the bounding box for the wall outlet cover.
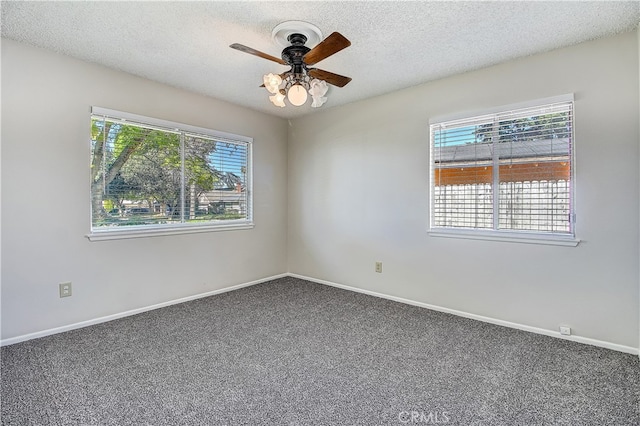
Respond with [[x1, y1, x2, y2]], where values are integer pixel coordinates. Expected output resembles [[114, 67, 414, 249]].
[[59, 282, 72, 298], [559, 326, 571, 335]]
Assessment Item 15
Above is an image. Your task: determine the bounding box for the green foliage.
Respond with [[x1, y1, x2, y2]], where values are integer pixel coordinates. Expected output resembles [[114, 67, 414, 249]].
[[474, 112, 571, 144], [91, 118, 230, 225], [103, 199, 114, 212], [185, 135, 218, 192], [118, 132, 182, 209], [186, 212, 244, 221]]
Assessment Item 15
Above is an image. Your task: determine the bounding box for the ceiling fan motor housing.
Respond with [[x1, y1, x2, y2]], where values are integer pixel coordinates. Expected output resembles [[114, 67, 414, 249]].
[[288, 33, 307, 46], [282, 33, 311, 74]]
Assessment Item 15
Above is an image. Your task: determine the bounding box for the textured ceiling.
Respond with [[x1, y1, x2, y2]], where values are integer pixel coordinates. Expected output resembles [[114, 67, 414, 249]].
[[2, 1, 639, 119]]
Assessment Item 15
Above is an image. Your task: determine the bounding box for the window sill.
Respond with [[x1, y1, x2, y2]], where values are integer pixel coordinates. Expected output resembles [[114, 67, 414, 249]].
[[87, 222, 254, 241], [428, 228, 580, 247]]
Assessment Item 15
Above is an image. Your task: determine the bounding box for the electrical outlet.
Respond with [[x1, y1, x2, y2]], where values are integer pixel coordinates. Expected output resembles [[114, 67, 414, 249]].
[[559, 326, 571, 336], [59, 282, 72, 298], [375, 261, 383, 273]]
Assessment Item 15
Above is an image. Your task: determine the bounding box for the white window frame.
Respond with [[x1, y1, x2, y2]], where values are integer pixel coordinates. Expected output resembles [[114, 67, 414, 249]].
[[428, 94, 579, 246], [87, 107, 253, 241]]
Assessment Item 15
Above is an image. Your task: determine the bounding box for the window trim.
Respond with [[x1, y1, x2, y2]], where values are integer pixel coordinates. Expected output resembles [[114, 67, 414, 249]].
[[87, 222, 254, 242], [87, 107, 254, 241], [428, 94, 580, 246], [427, 228, 580, 247]]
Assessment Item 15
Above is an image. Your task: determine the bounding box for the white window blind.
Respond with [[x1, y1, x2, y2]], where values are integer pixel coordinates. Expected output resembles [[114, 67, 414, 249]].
[[89, 107, 252, 238], [430, 98, 575, 239]]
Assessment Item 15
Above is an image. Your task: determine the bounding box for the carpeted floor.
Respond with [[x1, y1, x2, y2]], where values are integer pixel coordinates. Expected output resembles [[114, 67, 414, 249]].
[[1, 276, 639, 425]]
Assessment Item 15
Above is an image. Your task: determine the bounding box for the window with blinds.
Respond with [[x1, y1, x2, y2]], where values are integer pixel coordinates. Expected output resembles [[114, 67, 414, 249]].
[[430, 98, 575, 239], [89, 107, 252, 238]]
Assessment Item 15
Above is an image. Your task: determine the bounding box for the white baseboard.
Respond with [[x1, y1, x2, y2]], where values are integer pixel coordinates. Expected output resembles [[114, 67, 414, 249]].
[[288, 273, 639, 356], [0, 273, 288, 347]]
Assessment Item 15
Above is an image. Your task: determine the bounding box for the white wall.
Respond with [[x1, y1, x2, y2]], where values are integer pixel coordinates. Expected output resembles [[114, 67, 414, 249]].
[[3, 31, 639, 351], [1, 39, 289, 340], [288, 31, 640, 349]]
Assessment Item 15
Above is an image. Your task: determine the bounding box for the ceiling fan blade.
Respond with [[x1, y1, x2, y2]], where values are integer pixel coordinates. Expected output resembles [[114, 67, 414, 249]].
[[308, 68, 352, 87], [230, 43, 287, 65], [303, 32, 351, 66]]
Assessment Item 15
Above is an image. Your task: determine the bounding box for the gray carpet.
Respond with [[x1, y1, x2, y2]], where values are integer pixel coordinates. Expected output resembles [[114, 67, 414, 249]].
[[1, 276, 638, 425]]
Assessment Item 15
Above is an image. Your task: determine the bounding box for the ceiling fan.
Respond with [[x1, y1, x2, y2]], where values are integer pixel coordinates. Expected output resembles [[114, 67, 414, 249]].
[[230, 22, 352, 108]]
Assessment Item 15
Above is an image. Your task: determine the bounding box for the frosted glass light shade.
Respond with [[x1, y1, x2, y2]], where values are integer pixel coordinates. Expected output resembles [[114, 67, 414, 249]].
[[310, 95, 327, 108], [287, 84, 308, 106], [269, 91, 286, 107], [309, 79, 328, 97], [309, 79, 329, 108], [263, 73, 282, 94]]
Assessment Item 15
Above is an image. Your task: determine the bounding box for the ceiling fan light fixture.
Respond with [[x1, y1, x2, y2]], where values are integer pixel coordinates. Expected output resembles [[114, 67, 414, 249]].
[[269, 91, 286, 107], [287, 84, 308, 106], [263, 73, 282, 94], [310, 95, 327, 108], [309, 79, 329, 108], [231, 25, 351, 110]]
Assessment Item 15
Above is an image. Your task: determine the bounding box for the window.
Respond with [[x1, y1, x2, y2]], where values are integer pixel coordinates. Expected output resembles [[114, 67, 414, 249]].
[[429, 96, 577, 245], [89, 107, 252, 240]]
